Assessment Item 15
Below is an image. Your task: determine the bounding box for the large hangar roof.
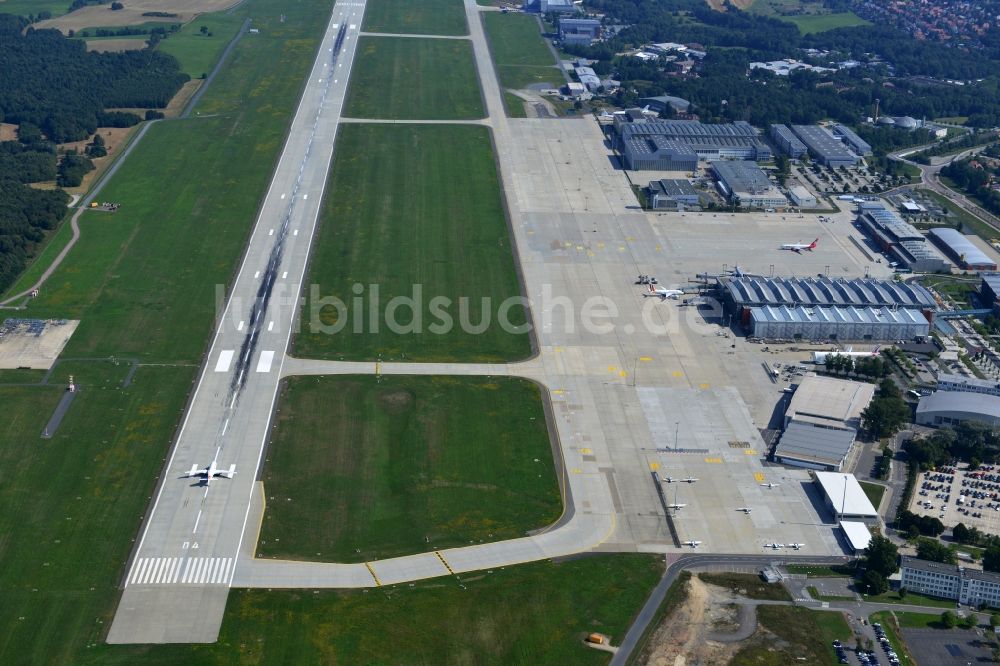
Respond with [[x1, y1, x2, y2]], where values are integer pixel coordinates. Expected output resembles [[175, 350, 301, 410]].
[[928, 228, 996, 268], [917, 391, 1000, 421], [722, 276, 935, 309], [786, 375, 875, 429], [750, 305, 929, 328], [815, 472, 878, 517], [776, 421, 856, 466]]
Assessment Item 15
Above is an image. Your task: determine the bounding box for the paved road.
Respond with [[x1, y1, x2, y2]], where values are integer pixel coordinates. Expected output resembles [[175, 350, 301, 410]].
[[107, 3, 369, 643]]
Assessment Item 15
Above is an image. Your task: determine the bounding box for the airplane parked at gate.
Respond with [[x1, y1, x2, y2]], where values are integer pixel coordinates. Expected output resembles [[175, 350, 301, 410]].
[[780, 238, 818, 253], [643, 284, 684, 300], [760, 482, 780, 489], [683, 540, 702, 548], [184, 459, 235, 486]]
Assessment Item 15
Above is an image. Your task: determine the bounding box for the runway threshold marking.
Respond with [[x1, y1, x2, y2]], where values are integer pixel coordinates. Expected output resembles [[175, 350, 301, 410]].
[[256, 350, 275, 373], [434, 551, 455, 575], [215, 350, 234, 372], [365, 562, 382, 586]]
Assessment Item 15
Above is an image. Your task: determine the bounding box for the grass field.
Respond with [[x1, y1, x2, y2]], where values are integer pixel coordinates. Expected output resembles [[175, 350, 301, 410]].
[[784, 11, 870, 34], [864, 588, 957, 609], [258, 375, 560, 562], [90, 554, 662, 664], [363, 0, 468, 36], [156, 11, 245, 78], [482, 12, 562, 93], [699, 572, 792, 601], [0, 0, 68, 18], [860, 481, 886, 509], [732, 606, 852, 665], [807, 585, 854, 602], [293, 123, 531, 362], [920, 188, 999, 241], [870, 612, 916, 665], [892, 610, 949, 629], [344, 36, 484, 120]]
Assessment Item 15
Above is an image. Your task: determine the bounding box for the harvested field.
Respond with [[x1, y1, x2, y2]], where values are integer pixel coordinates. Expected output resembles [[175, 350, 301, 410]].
[[85, 38, 149, 52], [36, 0, 239, 34], [0, 123, 16, 141]]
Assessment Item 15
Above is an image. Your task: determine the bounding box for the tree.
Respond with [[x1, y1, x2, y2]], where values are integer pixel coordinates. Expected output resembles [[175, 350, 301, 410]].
[[990, 613, 1000, 629], [916, 537, 957, 564], [984, 546, 1000, 573], [861, 569, 888, 595], [898, 586, 907, 599], [200, 25, 208, 35], [941, 610, 958, 629], [110, 1, 124, 9], [953, 523, 970, 544], [864, 534, 900, 578]]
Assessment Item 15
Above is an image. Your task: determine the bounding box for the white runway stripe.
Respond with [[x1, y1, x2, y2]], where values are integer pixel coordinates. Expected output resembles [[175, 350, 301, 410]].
[[256, 350, 274, 373], [131, 558, 149, 584], [182, 558, 193, 583], [215, 350, 234, 372]]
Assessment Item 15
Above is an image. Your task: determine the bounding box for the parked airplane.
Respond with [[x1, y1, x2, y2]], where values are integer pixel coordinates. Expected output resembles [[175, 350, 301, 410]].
[[667, 503, 687, 510], [812, 346, 883, 365], [736, 507, 752, 514], [643, 283, 684, 300], [661, 475, 675, 483], [683, 540, 702, 548], [760, 482, 780, 489], [789, 543, 805, 550], [184, 459, 235, 486], [682, 476, 699, 483], [765, 542, 784, 550], [780, 238, 819, 253]]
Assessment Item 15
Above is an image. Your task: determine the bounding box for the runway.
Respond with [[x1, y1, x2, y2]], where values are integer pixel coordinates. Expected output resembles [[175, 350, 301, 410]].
[[107, 0, 370, 644]]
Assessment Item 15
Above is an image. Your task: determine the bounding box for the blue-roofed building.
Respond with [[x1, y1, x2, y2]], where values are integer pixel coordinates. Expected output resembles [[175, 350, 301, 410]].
[[770, 124, 807, 159], [748, 305, 929, 342], [916, 391, 1000, 428], [857, 203, 952, 273], [928, 228, 997, 272], [719, 275, 937, 310]]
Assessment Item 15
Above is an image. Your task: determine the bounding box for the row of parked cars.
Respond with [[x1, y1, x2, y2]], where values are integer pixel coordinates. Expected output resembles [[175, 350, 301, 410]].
[[873, 623, 901, 665]]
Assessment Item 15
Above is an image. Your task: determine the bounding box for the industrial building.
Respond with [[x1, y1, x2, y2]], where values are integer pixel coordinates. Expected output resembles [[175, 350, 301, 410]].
[[857, 203, 952, 273], [814, 472, 880, 524], [558, 18, 601, 46], [790, 125, 860, 167], [614, 119, 772, 167], [720, 275, 937, 312], [711, 160, 786, 209], [928, 228, 998, 272], [638, 95, 691, 115], [565, 81, 586, 97], [916, 391, 1000, 428], [749, 305, 930, 342], [770, 124, 808, 158], [776, 421, 859, 471], [831, 124, 873, 156], [840, 521, 872, 556], [620, 134, 699, 171], [900, 556, 1000, 608], [788, 185, 817, 208], [936, 372, 1000, 397], [784, 375, 875, 432], [574, 66, 601, 91], [982, 274, 1000, 305], [524, 0, 579, 13], [646, 179, 700, 209]]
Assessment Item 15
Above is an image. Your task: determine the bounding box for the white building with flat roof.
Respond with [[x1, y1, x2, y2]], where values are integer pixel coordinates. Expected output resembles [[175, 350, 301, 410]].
[[788, 185, 817, 208], [814, 472, 880, 524], [784, 375, 876, 432], [840, 521, 872, 555]]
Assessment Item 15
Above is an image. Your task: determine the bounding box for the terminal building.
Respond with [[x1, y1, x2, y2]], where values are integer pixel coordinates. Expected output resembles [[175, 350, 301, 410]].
[[814, 471, 880, 524], [937, 372, 1000, 397], [614, 119, 772, 169], [901, 556, 1000, 608], [646, 178, 701, 209], [857, 203, 952, 273], [711, 160, 786, 209], [790, 125, 860, 167], [775, 375, 875, 470], [916, 391, 1000, 428], [831, 124, 873, 156], [770, 124, 808, 159], [558, 18, 601, 46], [719, 275, 937, 315], [748, 304, 930, 342], [928, 228, 998, 272]]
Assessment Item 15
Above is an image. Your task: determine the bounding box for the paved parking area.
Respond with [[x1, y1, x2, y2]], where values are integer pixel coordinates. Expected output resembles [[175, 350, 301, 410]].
[[909, 463, 1000, 536], [900, 627, 995, 665]]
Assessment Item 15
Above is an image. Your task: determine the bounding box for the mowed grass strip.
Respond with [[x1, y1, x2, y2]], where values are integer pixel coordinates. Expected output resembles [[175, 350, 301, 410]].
[[156, 11, 246, 78], [257, 375, 561, 562], [483, 12, 561, 91], [344, 36, 484, 120], [362, 0, 468, 36], [89, 554, 662, 664], [294, 123, 531, 362]]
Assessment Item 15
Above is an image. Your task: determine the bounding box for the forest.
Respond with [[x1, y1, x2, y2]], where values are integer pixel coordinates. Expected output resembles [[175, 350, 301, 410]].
[[0, 14, 188, 142]]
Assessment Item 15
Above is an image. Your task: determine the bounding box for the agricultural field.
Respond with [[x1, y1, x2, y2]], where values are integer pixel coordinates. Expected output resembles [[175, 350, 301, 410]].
[[363, 0, 467, 37], [294, 123, 531, 362], [344, 36, 484, 120], [257, 375, 561, 562], [784, 11, 871, 34], [0, 0, 70, 19], [156, 10, 245, 77], [89, 554, 663, 664], [482, 12, 562, 92]]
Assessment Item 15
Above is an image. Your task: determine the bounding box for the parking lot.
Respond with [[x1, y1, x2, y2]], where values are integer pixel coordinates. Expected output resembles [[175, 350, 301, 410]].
[[909, 463, 1000, 537], [900, 626, 995, 666]]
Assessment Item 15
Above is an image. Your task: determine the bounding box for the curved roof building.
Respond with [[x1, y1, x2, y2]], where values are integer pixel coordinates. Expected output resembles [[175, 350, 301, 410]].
[[916, 391, 1000, 428]]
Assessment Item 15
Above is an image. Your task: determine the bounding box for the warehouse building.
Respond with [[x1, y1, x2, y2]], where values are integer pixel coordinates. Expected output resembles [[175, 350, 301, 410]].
[[776, 422, 858, 471], [614, 120, 772, 166], [749, 305, 930, 342], [712, 160, 786, 208], [783, 375, 875, 431], [928, 228, 998, 272], [720, 275, 937, 312], [936, 372, 1000, 397], [638, 95, 691, 115], [832, 123, 873, 156], [857, 203, 952, 273], [916, 391, 1000, 428], [901, 556, 1000, 608], [525, 0, 579, 14], [814, 471, 880, 524], [981, 274, 1000, 305], [558, 18, 601, 46], [574, 65, 602, 91], [646, 179, 701, 209], [770, 124, 808, 158], [840, 521, 873, 556], [791, 125, 860, 167], [788, 185, 817, 208], [621, 135, 699, 171]]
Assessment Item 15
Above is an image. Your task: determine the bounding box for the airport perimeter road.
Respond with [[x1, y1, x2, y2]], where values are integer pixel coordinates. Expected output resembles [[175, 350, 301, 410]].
[[106, 2, 369, 644]]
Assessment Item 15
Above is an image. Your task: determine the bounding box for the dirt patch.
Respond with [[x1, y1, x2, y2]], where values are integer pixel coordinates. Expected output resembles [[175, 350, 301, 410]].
[[0, 123, 17, 141], [85, 38, 149, 52], [729, 0, 754, 8], [638, 575, 746, 666], [705, 0, 727, 11], [35, 0, 240, 34], [377, 389, 414, 412]]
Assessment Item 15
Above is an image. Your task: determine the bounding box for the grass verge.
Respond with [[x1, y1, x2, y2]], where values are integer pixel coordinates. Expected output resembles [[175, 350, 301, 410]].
[[731, 605, 851, 665], [786, 563, 856, 578], [870, 611, 916, 665], [293, 123, 531, 362], [807, 585, 854, 602], [344, 36, 484, 119], [362, 0, 468, 36], [699, 572, 792, 601], [257, 375, 561, 562], [864, 589, 956, 609], [483, 12, 562, 92], [91, 554, 664, 664], [860, 481, 886, 510], [156, 11, 245, 78]]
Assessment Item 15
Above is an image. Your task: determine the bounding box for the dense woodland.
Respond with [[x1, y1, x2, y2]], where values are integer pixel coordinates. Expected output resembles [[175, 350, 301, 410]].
[[0, 14, 188, 142], [572, 0, 1000, 130]]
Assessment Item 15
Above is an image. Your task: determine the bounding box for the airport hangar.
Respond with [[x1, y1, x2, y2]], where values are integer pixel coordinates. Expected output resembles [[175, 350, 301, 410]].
[[612, 116, 772, 170], [928, 227, 998, 272], [916, 391, 1000, 428], [814, 471, 880, 525], [717, 275, 936, 342], [774, 375, 876, 471], [857, 202, 952, 273]]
